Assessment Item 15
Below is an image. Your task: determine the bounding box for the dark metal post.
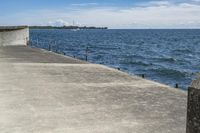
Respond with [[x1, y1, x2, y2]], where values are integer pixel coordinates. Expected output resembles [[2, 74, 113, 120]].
[[55, 40, 57, 53], [175, 83, 179, 88], [36, 39, 39, 46], [85, 46, 89, 61], [142, 74, 145, 78], [48, 43, 51, 51], [187, 77, 200, 133]]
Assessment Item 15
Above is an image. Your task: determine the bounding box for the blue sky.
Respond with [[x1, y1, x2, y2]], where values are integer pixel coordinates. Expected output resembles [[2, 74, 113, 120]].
[[1, 0, 200, 28]]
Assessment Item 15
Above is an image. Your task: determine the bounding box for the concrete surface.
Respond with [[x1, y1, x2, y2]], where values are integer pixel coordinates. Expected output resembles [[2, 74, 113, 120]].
[[190, 75, 200, 89], [0, 27, 29, 46], [0, 46, 187, 133], [187, 76, 200, 133]]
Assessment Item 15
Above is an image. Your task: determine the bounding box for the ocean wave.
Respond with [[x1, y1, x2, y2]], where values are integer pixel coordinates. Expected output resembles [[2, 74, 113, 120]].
[[150, 57, 177, 63], [160, 57, 177, 62], [151, 68, 188, 78], [173, 49, 192, 53], [120, 60, 151, 66]]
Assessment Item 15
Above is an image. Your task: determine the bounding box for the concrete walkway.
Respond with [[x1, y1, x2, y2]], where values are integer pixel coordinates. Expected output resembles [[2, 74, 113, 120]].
[[0, 46, 187, 133]]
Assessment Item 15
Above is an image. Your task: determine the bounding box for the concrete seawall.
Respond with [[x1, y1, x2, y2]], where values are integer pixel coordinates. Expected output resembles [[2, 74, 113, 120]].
[[0, 26, 29, 46], [0, 45, 187, 133]]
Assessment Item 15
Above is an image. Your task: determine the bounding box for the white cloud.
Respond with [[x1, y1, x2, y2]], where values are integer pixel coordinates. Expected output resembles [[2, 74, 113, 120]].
[[138, 1, 172, 7], [71, 3, 98, 7], [47, 19, 70, 27], [149, 1, 171, 6], [4, 1, 200, 28], [46, 19, 82, 27]]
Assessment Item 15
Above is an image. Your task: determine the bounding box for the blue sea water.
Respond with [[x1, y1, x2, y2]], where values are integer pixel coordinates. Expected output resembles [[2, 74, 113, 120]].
[[30, 29, 200, 90]]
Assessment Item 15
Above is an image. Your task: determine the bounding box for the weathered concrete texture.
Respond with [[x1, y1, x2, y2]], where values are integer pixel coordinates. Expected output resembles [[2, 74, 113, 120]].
[[0, 46, 187, 133], [0, 27, 29, 46], [187, 76, 200, 133], [190, 75, 200, 89]]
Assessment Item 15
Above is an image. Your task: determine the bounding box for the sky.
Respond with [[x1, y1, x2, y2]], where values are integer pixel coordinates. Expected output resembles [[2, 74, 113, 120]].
[[1, 0, 200, 29]]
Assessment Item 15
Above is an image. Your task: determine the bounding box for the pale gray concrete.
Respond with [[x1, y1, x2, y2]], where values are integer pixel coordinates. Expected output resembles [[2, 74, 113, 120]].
[[0, 46, 187, 133], [190, 75, 200, 89], [0, 27, 29, 46]]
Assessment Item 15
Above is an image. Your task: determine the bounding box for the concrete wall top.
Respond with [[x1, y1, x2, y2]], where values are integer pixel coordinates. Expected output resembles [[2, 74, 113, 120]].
[[0, 26, 29, 46], [190, 74, 200, 89], [0, 26, 28, 32]]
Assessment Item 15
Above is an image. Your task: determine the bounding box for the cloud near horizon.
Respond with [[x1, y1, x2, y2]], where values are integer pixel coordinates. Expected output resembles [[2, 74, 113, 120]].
[[71, 3, 99, 7], [3, 0, 200, 29]]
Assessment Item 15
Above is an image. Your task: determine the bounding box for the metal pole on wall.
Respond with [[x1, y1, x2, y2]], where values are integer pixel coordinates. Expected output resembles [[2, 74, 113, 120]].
[[85, 46, 89, 61], [36, 38, 39, 46], [187, 76, 200, 133], [48, 43, 51, 51], [48, 40, 52, 51], [55, 40, 57, 53]]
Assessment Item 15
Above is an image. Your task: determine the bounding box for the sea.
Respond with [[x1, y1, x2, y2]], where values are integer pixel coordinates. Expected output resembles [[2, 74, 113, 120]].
[[30, 29, 200, 90]]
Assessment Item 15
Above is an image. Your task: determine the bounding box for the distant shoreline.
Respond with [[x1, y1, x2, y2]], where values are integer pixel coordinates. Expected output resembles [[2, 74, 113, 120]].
[[29, 26, 108, 30]]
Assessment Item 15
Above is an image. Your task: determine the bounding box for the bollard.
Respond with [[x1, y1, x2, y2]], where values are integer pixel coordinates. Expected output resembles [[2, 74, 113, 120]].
[[142, 74, 145, 78], [85, 46, 89, 61], [36, 39, 39, 46], [85, 55, 88, 61], [187, 76, 200, 133], [48, 43, 51, 51], [175, 83, 179, 88], [55, 41, 57, 52]]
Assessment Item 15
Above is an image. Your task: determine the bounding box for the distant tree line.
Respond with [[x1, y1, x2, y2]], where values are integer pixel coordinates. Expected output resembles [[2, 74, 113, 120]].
[[29, 26, 108, 30]]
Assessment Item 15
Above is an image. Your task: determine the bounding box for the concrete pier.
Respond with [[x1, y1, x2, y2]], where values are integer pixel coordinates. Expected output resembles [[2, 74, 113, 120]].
[[0, 45, 187, 133]]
